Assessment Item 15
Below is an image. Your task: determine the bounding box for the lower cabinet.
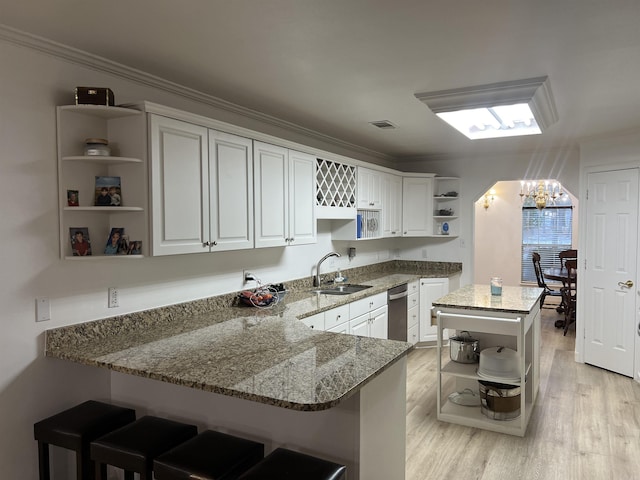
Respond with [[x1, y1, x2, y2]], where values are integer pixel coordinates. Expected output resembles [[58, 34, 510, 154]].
[[419, 278, 450, 342], [302, 292, 388, 339], [349, 306, 388, 339], [407, 280, 420, 344]]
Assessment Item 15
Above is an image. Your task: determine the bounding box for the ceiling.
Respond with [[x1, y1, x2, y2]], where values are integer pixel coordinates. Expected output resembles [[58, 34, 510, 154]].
[[3, 0, 640, 161]]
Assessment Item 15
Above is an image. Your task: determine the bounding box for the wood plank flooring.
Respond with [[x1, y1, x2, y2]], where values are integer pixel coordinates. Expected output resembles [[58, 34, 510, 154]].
[[405, 303, 640, 480]]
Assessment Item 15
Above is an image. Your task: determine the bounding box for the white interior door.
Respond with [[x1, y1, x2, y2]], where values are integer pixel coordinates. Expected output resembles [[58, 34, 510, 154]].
[[583, 168, 638, 377]]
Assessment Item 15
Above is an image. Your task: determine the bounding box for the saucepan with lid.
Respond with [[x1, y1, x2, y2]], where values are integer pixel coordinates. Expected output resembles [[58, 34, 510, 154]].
[[449, 330, 479, 364]]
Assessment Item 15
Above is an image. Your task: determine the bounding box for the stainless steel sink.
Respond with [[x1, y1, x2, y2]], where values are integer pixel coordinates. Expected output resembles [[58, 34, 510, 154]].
[[312, 284, 372, 295]]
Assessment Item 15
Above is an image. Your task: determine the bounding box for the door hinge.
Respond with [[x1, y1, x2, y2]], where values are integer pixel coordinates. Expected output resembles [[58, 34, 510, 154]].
[[586, 189, 589, 200]]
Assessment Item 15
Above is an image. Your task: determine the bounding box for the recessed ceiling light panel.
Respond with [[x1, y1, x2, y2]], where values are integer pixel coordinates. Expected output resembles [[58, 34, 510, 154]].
[[415, 76, 558, 139], [369, 120, 396, 129]]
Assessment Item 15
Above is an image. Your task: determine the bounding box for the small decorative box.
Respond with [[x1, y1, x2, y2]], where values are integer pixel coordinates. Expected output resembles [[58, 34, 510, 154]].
[[75, 87, 115, 106]]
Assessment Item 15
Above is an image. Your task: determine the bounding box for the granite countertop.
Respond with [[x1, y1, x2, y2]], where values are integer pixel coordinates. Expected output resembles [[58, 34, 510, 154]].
[[45, 261, 461, 411], [432, 284, 543, 314]]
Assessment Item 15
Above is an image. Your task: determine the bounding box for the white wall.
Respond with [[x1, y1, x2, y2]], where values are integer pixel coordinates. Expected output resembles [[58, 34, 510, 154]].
[[0, 38, 405, 479]]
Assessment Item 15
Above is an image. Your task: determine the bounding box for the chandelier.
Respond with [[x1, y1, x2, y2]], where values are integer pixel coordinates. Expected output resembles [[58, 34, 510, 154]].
[[519, 180, 563, 210]]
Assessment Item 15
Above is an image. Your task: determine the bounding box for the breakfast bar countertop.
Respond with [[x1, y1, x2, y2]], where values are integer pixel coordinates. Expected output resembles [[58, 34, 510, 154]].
[[45, 262, 461, 412], [432, 284, 543, 314]]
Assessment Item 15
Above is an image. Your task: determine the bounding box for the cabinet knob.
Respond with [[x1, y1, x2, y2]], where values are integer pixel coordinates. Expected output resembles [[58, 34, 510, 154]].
[[290, 237, 294, 243], [203, 241, 210, 247], [337, 315, 341, 319], [212, 241, 217, 246]]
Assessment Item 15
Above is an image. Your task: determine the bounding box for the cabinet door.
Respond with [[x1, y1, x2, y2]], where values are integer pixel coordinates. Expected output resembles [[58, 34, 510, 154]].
[[150, 115, 209, 255], [419, 278, 449, 342], [209, 130, 254, 251], [288, 150, 317, 245], [254, 141, 288, 248], [357, 167, 382, 209], [402, 177, 433, 236], [369, 305, 389, 339], [326, 321, 349, 334], [381, 174, 402, 237], [349, 313, 370, 337]]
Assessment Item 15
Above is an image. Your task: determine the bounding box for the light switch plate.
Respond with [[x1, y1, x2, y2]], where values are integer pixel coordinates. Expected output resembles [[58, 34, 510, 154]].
[[36, 297, 50, 322]]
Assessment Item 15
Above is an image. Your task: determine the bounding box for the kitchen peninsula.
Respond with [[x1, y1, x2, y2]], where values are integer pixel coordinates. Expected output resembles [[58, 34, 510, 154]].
[[432, 284, 543, 436], [44, 262, 461, 480]]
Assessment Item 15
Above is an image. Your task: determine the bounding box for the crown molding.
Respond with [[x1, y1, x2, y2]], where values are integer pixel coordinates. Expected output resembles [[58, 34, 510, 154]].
[[0, 24, 392, 162]]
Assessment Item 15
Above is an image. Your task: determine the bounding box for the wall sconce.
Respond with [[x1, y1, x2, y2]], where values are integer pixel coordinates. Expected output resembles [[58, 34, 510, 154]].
[[483, 189, 496, 210]]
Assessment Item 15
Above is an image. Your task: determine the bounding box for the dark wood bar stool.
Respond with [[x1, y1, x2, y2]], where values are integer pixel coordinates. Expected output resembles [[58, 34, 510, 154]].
[[33, 400, 136, 480], [237, 448, 346, 480], [153, 429, 264, 479], [90, 415, 197, 480]]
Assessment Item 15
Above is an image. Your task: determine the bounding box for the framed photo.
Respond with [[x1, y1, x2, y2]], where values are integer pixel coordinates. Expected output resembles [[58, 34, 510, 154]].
[[95, 176, 121, 206], [104, 227, 125, 255], [67, 189, 79, 206], [69, 227, 91, 256], [127, 240, 142, 255]]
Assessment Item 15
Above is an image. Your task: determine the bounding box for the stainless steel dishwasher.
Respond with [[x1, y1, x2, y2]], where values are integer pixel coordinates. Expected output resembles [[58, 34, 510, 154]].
[[387, 283, 408, 341]]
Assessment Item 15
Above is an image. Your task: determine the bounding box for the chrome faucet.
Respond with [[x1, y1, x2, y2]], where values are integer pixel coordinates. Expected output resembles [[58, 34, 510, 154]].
[[313, 251, 341, 287]]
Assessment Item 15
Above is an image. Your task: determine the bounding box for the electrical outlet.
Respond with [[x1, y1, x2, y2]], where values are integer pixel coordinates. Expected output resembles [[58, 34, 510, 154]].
[[108, 287, 119, 308], [243, 270, 256, 283], [35, 297, 50, 322]]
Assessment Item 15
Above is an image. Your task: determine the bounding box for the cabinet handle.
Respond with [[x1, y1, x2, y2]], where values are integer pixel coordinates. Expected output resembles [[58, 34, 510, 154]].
[[212, 241, 217, 246], [203, 241, 210, 247], [290, 237, 294, 243], [337, 315, 341, 319]]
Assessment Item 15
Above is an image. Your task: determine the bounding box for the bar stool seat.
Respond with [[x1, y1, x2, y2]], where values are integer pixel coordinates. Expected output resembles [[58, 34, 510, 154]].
[[153, 429, 264, 479], [237, 448, 346, 480], [90, 415, 197, 480], [33, 400, 136, 480]]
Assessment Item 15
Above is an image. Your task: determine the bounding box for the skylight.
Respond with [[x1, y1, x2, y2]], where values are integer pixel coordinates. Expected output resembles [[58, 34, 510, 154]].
[[415, 76, 558, 140]]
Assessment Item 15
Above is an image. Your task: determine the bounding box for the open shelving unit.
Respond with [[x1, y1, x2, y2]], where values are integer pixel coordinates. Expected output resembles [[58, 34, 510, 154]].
[[431, 176, 460, 237], [57, 105, 147, 259], [435, 305, 540, 436]]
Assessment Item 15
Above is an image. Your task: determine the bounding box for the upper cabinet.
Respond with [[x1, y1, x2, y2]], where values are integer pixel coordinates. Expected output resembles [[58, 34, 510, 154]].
[[57, 105, 146, 259], [253, 142, 316, 248], [402, 175, 434, 237], [382, 173, 403, 237], [357, 167, 383, 209], [315, 158, 357, 219], [149, 114, 253, 256]]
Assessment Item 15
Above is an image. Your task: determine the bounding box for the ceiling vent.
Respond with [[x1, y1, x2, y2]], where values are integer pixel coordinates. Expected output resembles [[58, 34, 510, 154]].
[[369, 120, 396, 129]]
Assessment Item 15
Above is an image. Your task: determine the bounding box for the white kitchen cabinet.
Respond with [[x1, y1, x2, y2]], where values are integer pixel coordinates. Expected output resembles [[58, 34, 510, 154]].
[[315, 158, 357, 219], [419, 278, 449, 342], [357, 167, 383, 209], [253, 141, 316, 248], [402, 175, 434, 236], [300, 312, 324, 330], [57, 105, 147, 259], [323, 304, 350, 331], [407, 280, 420, 345], [349, 306, 388, 339], [382, 173, 403, 237], [150, 114, 253, 255]]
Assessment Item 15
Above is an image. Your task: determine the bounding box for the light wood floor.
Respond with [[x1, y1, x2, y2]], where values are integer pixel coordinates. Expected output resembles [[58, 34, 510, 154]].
[[405, 302, 640, 480]]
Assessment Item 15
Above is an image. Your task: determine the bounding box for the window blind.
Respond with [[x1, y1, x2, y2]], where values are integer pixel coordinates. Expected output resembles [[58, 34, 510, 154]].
[[521, 206, 572, 284]]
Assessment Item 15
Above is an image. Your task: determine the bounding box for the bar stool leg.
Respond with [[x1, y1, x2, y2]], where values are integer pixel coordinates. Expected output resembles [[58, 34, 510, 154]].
[[37, 441, 50, 480]]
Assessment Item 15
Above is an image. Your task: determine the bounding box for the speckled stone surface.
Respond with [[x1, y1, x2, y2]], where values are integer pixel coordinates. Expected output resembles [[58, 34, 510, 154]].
[[432, 284, 543, 314], [45, 261, 461, 411]]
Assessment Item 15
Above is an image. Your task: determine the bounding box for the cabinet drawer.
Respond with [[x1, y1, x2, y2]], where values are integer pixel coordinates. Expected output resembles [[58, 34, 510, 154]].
[[408, 280, 419, 295], [349, 291, 387, 319], [408, 323, 419, 345], [408, 291, 419, 310], [324, 304, 350, 330], [300, 312, 324, 330], [408, 304, 419, 330]]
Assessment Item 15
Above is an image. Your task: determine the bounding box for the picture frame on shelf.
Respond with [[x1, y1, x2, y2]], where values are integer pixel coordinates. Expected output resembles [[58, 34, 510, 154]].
[[104, 227, 124, 255], [95, 176, 121, 206], [127, 241, 142, 255], [69, 227, 91, 256], [67, 189, 79, 207]]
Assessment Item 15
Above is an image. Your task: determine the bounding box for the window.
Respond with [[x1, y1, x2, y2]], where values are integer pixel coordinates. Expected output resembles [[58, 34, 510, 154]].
[[521, 205, 573, 283]]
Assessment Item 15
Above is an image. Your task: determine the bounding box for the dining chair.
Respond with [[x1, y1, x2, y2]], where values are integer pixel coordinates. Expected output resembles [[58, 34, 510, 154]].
[[532, 252, 562, 309], [558, 249, 578, 270], [560, 259, 577, 335]]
